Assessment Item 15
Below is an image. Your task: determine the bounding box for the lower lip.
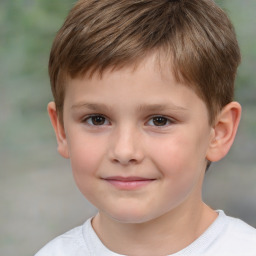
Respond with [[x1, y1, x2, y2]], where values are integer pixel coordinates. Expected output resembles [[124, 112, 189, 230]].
[[104, 179, 154, 190]]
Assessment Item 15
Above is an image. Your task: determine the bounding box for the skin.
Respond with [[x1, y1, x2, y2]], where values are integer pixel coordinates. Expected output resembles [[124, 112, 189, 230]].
[[48, 54, 241, 255]]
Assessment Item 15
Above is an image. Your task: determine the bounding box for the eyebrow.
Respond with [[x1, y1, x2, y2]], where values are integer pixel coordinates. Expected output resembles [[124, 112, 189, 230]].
[[137, 103, 187, 112], [71, 102, 111, 111], [71, 102, 187, 112]]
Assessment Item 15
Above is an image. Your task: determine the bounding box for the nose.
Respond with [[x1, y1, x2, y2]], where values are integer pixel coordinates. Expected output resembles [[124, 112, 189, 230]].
[[109, 125, 144, 165]]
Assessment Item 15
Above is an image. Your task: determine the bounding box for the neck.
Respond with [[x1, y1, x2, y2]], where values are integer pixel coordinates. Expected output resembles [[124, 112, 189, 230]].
[[92, 202, 217, 256]]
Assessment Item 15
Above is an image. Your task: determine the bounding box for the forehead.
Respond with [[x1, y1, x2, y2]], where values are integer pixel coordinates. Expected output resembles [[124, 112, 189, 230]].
[[66, 53, 203, 106], [64, 54, 207, 114], [66, 54, 177, 93], [69, 52, 180, 88]]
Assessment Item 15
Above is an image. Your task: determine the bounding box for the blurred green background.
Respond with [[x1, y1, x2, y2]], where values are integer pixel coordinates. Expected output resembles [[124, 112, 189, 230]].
[[0, 0, 255, 255]]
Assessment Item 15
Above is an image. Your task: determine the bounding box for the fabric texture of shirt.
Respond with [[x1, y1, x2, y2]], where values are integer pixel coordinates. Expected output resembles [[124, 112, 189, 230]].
[[35, 210, 256, 256]]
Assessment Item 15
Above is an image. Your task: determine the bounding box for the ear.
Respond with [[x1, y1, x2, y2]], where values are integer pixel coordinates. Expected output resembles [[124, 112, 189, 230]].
[[47, 102, 70, 158], [206, 102, 241, 162]]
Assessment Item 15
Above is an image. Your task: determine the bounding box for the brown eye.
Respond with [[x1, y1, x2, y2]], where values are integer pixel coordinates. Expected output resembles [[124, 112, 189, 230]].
[[92, 116, 105, 125], [152, 116, 169, 126], [86, 115, 109, 126]]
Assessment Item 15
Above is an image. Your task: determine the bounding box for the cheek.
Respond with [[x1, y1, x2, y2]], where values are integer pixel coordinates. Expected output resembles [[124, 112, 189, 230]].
[[149, 132, 207, 191], [66, 134, 106, 189], [150, 134, 198, 174], [149, 134, 205, 206]]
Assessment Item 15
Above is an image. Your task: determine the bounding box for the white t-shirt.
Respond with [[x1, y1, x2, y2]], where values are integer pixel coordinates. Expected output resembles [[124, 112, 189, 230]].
[[35, 210, 256, 256]]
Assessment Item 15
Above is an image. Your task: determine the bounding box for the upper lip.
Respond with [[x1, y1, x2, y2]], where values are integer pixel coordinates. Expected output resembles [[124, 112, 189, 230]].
[[103, 176, 155, 181]]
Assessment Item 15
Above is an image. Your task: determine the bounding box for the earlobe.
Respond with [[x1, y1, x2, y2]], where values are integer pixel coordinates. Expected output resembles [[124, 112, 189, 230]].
[[206, 102, 241, 162], [47, 102, 70, 159]]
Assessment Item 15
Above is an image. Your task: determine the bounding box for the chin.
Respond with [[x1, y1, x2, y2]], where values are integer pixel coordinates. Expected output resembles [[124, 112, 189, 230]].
[[106, 206, 157, 224]]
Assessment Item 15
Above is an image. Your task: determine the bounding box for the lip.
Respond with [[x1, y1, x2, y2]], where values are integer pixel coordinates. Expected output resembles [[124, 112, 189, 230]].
[[102, 176, 156, 190]]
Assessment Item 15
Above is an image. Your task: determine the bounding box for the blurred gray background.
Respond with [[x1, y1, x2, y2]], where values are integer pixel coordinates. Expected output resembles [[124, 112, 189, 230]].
[[0, 0, 255, 255]]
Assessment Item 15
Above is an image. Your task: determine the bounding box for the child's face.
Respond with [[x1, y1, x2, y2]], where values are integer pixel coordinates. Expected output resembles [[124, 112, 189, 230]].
[[58, 55, 214, 223]]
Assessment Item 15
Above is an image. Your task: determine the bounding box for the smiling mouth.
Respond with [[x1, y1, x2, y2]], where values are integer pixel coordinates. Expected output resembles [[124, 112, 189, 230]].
[[102, 176, 156, 190]]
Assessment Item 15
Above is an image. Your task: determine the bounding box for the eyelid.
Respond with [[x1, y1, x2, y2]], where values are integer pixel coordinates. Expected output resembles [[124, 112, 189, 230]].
[[146, 115, 175, 127], [82, 114, 111, 126]]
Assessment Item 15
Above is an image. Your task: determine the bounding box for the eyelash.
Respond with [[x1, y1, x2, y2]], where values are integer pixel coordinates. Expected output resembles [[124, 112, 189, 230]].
[[82, 114, 174, 127], [82, 114, 110, 126], [147, 115, 174, 127]]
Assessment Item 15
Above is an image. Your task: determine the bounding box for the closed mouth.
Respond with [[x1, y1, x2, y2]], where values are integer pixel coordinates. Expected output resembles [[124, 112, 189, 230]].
[[102, 176, 156, 190], [104, 176, 155, 181]]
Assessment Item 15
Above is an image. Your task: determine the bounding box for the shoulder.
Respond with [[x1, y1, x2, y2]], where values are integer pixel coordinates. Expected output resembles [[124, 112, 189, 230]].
[[35, 217, 124, 256], [35, 220, 91, 256], [180, 210, 256, 256], [212, 211, 256, 255], [223, 213, 256, 242]]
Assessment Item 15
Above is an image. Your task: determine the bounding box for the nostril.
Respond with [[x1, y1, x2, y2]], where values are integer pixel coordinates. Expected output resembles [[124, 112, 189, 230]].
[[112, 158, 138, 165], [109, 131, 144, 165]]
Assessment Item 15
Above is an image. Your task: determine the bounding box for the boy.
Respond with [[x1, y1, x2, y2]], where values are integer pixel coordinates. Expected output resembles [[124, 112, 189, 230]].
[[36, 0, 256, 255]]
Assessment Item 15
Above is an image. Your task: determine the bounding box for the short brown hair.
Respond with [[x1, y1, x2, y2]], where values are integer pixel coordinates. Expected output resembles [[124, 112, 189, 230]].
[[49, 0, 241, 125]]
